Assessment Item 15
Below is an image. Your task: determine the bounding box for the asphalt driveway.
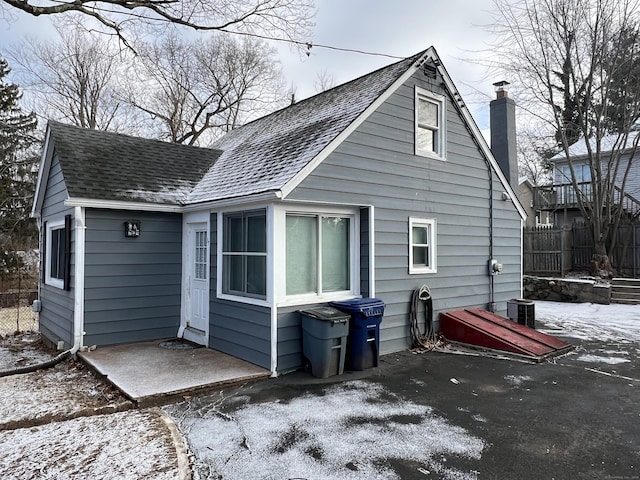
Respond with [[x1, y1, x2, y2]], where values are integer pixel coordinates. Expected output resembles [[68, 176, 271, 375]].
[[166, 302, 639, 480]]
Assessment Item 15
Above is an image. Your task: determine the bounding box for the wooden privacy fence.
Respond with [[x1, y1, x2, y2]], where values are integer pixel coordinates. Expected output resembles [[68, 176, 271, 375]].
[[524, 223, 640, 277], [523, 226, 572, 276]]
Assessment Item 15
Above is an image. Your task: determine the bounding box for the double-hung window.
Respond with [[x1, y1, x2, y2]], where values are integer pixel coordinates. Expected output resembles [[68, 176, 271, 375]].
[[222, 209, 267, 299], [409, 218, 436, 274], [415, 87, 446, 159], [45, 218, 68, 289], [286, 213, 352, 297]]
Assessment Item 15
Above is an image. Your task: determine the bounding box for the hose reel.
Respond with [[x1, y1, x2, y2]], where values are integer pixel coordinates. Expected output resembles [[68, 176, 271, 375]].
[[410, 285, 436, 350]]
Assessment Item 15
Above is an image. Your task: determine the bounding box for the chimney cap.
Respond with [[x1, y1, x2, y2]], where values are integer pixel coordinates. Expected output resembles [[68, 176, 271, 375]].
[[493, 81, 510, 98]]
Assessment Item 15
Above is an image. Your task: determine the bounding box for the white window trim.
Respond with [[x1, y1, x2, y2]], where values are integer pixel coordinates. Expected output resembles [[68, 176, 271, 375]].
[[216, 207, 271, 307], [275, 204, 360, 307], [415, 86, 446, 160], [45, 218, 65, 289], [409, 217, 437, 274]]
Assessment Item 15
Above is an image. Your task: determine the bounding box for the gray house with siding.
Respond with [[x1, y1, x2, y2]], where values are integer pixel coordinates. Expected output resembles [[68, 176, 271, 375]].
[[32, 47, 526, 374]]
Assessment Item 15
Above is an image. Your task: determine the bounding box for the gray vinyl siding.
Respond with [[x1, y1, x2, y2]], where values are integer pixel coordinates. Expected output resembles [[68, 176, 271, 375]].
[[276, 307, 304, 373], [38, 154, 74, 349], [83, 209, 182, 345], [209, 214, 272, 369], [287, 70, 522, 356]]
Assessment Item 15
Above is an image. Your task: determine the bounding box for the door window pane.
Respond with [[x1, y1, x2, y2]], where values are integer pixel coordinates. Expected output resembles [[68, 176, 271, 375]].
[[195, 231, 207, 280]]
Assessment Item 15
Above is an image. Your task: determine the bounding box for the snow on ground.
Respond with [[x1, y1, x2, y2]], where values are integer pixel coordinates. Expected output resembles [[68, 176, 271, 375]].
[[168, 380, 485, 480], [535, 300, 640, 365], [0, 409, 184, 480], [535, 301, 640, 344], [0, 334, 188, 480], [0, 300, 638, 479], [0, 361, 130, 428], [0, 331, 53, 371]]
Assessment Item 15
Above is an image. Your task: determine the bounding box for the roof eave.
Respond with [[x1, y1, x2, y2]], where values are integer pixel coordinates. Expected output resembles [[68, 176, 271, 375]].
[[64, 197, 184, 213], [31, 125, 54, 219]]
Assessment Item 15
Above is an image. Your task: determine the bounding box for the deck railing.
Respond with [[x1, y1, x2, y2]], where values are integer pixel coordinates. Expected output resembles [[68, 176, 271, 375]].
[[533, 182, 640, 218]]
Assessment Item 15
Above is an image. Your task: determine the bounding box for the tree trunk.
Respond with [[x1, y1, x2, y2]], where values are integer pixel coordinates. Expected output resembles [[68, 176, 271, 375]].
[[590, 241, 617, 278]]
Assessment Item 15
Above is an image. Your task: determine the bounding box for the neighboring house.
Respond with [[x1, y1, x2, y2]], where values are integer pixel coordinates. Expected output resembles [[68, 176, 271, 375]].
[[519, 178, 551, 227], [533, 134, 640, 226], [31, 47, 526, 375]]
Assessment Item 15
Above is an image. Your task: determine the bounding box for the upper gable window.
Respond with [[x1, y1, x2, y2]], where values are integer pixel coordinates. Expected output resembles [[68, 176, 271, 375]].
[[415, 87, 446, 160]]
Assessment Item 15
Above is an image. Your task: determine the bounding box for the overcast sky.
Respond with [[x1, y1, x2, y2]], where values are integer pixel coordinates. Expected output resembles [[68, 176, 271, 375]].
[[0, 0, 500, 129]]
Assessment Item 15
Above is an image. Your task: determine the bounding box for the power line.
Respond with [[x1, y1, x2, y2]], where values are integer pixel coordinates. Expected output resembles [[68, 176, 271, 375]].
[[47, 1, 405, 60]]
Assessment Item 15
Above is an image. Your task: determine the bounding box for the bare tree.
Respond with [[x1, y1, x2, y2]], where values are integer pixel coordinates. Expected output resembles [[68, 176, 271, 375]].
[[125, 32, 287, 145], [8, 24, 138, 132], [0, 0, 314, 50], [314, 69, 335, 93], [491, 0, 640, 275]]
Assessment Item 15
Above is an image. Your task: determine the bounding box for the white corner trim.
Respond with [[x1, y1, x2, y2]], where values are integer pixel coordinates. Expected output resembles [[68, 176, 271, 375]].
[[368, 205, 376, 298], [71, 206, 86, 354], [267, 205, 278, 376]]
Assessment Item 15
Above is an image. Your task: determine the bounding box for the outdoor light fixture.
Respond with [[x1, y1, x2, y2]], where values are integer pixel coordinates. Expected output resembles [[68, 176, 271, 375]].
[[124, 220, 141, 237]]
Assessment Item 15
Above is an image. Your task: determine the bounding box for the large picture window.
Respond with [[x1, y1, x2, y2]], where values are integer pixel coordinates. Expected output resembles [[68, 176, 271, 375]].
[[409, 217, 437, 274], [222, 209, 267, 299], [286, 214, 351, 296], [415, 87, 446, 159]]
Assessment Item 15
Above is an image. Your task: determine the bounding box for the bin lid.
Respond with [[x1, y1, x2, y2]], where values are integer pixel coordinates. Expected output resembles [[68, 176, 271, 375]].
[[330, 297, 385, 313], [299, 307, 350, 321]]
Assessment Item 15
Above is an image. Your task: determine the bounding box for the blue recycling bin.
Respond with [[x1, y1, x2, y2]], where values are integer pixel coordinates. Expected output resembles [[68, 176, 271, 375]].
[[330, 298, 385, 371], [300, 307, 350, 378]]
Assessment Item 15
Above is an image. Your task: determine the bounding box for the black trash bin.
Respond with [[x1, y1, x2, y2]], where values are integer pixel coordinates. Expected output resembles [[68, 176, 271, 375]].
[[299, 307, 350, 378], [330, 298, 385, 371]]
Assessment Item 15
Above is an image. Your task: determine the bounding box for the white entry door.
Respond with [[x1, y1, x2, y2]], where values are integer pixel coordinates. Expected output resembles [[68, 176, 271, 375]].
[[181, 215, 210, 345]]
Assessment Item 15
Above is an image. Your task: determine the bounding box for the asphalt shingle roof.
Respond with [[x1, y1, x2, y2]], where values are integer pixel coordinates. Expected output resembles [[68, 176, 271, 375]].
[[48, 50, 425, 206], [49, 121, 220, 205], [187, 51, 425, 203]]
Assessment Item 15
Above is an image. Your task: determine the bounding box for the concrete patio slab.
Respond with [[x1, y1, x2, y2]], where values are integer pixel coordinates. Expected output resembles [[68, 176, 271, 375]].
[[78, 339, 270, 405]]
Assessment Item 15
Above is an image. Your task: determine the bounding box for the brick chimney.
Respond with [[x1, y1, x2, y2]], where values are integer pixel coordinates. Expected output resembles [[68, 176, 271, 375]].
[[490, 81, 518, 189]]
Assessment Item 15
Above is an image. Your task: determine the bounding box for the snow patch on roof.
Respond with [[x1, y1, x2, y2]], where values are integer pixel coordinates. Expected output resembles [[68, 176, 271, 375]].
[[552, 133, 640, 160]]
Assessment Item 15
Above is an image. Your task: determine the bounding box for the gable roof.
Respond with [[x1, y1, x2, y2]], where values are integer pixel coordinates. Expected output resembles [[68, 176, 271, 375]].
[[33, 47, 526, 220], [188, 51, 425, 203], [33, 121, 219, 215]]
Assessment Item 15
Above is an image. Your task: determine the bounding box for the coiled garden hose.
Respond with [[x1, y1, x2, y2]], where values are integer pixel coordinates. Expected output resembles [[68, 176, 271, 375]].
[[410, 285, 436, 349]]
